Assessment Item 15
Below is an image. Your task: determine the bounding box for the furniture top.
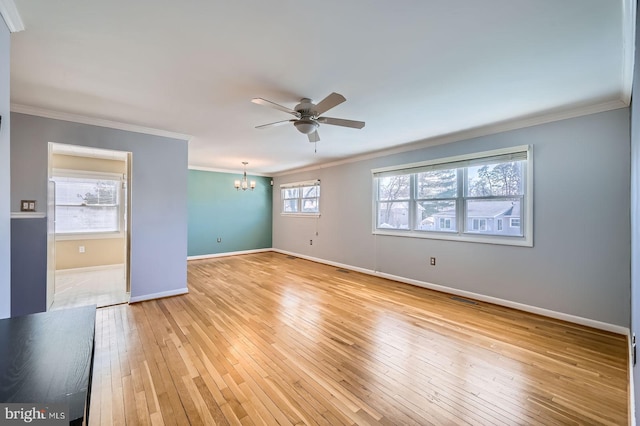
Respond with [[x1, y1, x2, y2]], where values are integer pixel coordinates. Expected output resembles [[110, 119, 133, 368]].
[[0, 305, 96, 423]]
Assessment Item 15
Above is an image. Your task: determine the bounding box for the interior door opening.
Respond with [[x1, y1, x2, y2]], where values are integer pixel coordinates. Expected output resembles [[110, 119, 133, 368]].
[[47, 143, 131, 310]]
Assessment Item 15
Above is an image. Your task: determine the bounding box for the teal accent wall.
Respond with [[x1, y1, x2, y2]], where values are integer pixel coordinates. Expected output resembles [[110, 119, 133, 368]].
[[188, 170, 272, 256]]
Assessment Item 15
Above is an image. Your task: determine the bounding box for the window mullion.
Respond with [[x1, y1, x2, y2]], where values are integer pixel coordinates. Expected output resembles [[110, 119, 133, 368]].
[[457, 168, 465, 235], [410, 174, 416, 231]]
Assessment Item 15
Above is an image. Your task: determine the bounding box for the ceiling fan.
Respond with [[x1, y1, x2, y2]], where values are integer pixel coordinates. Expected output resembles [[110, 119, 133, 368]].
[[251, 92, 365, 142]]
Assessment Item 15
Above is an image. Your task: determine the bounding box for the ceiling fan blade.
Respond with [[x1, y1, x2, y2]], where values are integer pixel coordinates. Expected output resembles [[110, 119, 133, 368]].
[[255, 119, 295, 129], [308, 130, 320, 143], [317, 116, 365, 129], [313, 92, 346, 116], [251, 98, 300, 117]]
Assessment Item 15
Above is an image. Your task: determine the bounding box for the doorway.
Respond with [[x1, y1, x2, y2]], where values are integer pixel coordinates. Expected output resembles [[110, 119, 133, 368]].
[[46, 143, 131, 309]]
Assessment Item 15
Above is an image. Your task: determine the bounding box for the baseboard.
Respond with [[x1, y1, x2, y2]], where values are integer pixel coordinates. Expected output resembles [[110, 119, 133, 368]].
[[129, 288, 189, 303], [187, 248, 271, 261], [630, 329, 636, 425], [272, 249, 629, 335], [56, 263, 125, 275]]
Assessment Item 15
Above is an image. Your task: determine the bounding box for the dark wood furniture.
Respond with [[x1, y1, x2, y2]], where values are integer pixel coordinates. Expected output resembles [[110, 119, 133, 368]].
[[0, 305, 96, 425]]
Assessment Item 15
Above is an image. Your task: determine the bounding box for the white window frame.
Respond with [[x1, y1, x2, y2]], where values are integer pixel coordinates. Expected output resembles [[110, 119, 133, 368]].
[[440, 218, 452, 229], [371, 145, 533, 247], [52, 168, 125, 240], [280, 180, 321, 217]]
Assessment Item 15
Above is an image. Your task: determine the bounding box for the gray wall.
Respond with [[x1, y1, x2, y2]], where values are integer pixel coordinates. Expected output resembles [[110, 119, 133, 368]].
[[630, 0, 640, 421], [0, 21, 10, 319], [10, 113, 189, 305], [273, 108, 631, 327], [11, 218, 46, 316]]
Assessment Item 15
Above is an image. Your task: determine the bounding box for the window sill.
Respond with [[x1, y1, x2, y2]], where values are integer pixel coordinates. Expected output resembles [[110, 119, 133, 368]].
[[281, 213, 321, 218], [55, 231, 125, 241], [373, 229, 532, 247]]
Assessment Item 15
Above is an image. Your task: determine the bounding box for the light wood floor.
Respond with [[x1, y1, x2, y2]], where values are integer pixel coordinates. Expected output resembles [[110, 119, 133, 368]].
[[89, 252, 629, 425]]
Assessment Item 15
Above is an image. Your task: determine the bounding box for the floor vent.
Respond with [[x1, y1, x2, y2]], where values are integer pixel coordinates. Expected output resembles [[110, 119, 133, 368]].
[[336, 268, 350, 273], [451, 296, 478, 305], [286, 255, 297, 259]]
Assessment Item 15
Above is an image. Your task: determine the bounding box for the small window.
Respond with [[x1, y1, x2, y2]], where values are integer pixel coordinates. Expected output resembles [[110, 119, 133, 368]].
[[281, 180, 320, 216], [471, 218, 487, 231], [510, 218, 521, 227], [497, 219, 503, 231], [53, 174, 122, 234]]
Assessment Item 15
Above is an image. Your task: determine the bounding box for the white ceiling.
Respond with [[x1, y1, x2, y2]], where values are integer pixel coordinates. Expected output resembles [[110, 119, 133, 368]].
[[8, 0, 633, 175]]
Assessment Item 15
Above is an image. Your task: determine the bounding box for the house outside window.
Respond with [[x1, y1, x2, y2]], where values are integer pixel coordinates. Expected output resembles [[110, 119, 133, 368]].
[[372, 146, 532, 246]]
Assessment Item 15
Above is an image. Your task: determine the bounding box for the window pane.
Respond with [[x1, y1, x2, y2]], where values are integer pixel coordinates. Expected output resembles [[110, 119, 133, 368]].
[[465, 199, 522, 236], [415, 200, 457, 232], [301, 198, 318, 213], [283, 199, 299, 213], [54, 177, 120, 233], [378, 175, 410, 201], [282, 188, 299, 199], [416, 169, 457, 199], [377, 201, 409, 229], [302, 186, 319, 198], [466, 161, 524, 196], [56, 205, 119, 233]]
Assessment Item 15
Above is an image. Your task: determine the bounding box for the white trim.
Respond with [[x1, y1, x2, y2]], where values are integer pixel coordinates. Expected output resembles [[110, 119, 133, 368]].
[[622, 0, 636, 105], [187, 248, 271, 261], [0, 0, 24, 32], [189, 165, 272, 177], [271, 248, 628, 335], [280, 213, 321, 218], [274, 100, 626, 177], [129, 287, 189, 303], [10, 212, 46, 219], [11, 104, 192, 142], [52, 168, 124, 180], [55, 231, 124, 241], [629, 329, 636, 425], [56, 263, 124, 275], [280, 179, 320, 188], [372, 229, 532, 247]]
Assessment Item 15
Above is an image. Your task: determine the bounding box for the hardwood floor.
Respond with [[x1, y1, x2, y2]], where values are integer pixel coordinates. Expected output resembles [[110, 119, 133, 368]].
[[89, 252, 629, 425]]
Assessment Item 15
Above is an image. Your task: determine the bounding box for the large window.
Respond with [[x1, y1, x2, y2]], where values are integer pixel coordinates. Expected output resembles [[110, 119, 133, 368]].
[[373, 146, 532, 246], [53, 173, 123, 235], [281, 180, 320, 215]]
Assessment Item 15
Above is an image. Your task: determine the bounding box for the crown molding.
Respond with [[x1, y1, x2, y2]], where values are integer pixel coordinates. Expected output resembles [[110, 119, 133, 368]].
[[274, 99, 627, 177], [188, 165, 272, 177], [0, 0, 24, 32], [11, 103, 192, 142]]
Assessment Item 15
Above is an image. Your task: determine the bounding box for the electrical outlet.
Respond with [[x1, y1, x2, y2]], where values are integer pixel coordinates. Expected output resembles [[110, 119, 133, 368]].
[[430, 257, 436, 266], [79, 246, 85, 253], [310, 239, 313, 245]]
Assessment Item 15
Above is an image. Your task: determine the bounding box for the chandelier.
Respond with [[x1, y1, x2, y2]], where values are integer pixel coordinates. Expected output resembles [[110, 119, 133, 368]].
[[234, 162, 256, 191]]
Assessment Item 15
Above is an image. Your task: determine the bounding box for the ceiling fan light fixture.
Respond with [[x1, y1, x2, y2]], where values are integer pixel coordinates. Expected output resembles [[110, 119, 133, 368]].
[[294, 119, 319, 135]]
